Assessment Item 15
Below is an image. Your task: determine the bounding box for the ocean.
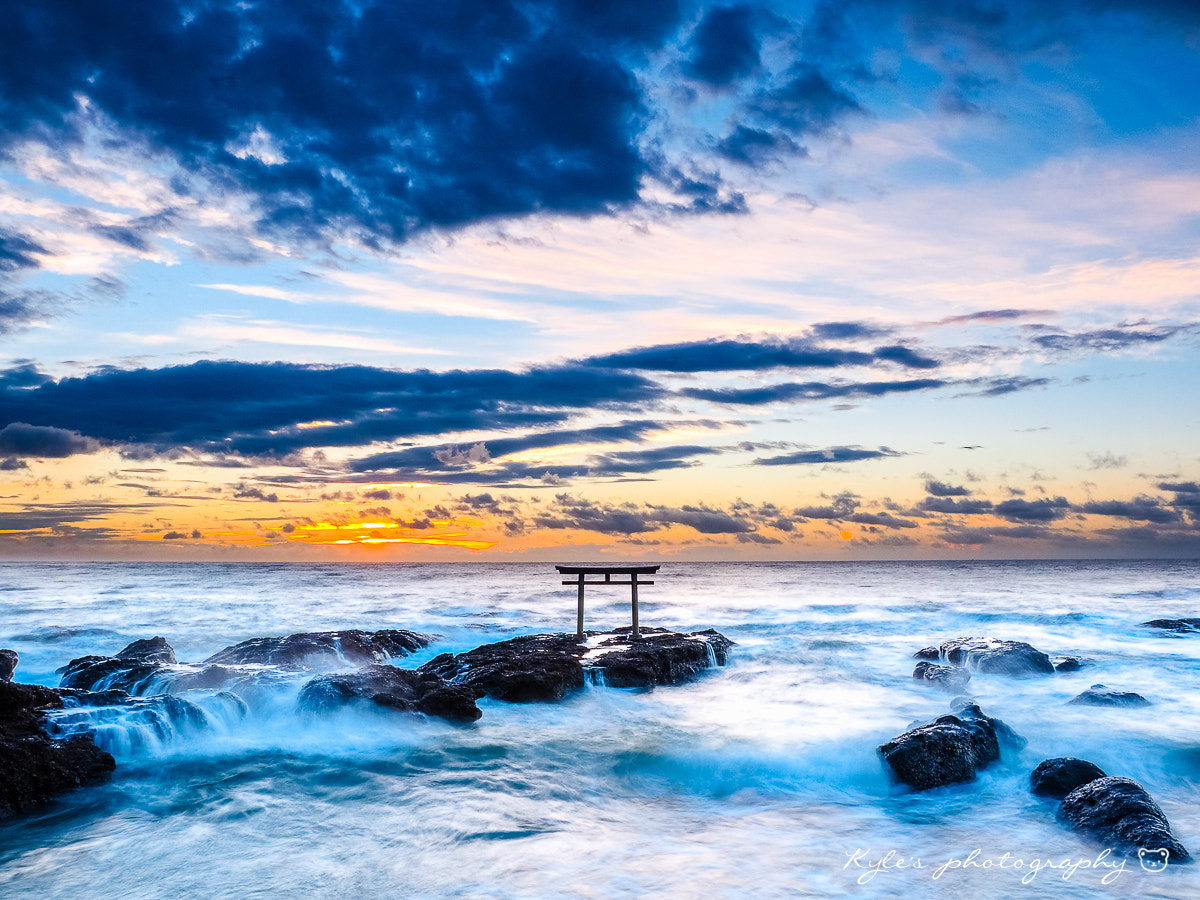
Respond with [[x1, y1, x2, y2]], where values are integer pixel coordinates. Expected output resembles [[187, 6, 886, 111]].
[[1, 559, 1198, 899]]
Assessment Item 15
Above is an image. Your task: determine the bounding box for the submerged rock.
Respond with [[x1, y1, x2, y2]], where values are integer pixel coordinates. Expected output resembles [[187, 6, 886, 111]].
[[913, 647, 941, 661], [419, 627, 733, 703], [1053, 656, 1089, 672], [58, 637, 179, 694], [1068, 684, 1151, 708], [1030, 757, 1107, 799], [912, 661, 971, 693], [939, 636, 1055, 675], [1141, 618, 1200, 634], [298, 666, 480, 721], [1058, 776, 1190, 862], [202, 629, 431, 669], [878, 701, 1021, 791], [0, 649, 16, 683], [0, 681, 116, 821]]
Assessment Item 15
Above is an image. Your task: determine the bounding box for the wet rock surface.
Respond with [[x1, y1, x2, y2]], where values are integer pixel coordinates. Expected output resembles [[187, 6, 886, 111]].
[[1030, 757, 1107, 799], [0, 648, 17, 683], [912, 647, 940, 661], [58, 637, 180, 695], [1141, 618, 1200, 633], [298, 667, 481, 721], [912, 661, 971, 692], [1053, 656, 1089, 672], [419, 627, 733, 703], [0, 679, 116, 821], [879, 701, 1021, 791], [1058, 776, 1191, 862], [1068, 684, 1151, 707], [202, 629, 430, 669], [939, 636, 1055, 675]]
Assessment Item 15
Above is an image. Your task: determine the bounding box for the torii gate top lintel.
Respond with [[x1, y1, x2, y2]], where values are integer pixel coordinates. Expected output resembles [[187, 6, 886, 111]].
[[555, 565, 660, 639]]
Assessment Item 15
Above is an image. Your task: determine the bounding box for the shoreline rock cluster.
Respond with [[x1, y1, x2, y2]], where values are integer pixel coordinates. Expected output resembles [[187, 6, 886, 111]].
[[0, 623, 732, 819], [882, 632, 1189, 862]]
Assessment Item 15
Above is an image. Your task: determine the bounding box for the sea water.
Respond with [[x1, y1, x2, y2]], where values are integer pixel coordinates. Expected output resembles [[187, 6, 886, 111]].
[[1, 559, 1198, 899]]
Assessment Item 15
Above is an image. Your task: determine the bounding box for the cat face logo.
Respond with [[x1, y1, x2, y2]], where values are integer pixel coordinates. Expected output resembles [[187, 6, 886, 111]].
[[1138, 847, 1170, 872]]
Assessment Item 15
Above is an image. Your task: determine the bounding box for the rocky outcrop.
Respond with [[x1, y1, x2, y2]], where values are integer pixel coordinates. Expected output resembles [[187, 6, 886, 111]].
[[419, 627, 733, 703], [878, 701, 1021, 791], [58, 637, 179, 694], [298, 667, 480, 721], [1141, 618, 1200, 634], [1068, 684, 1151, 707], [202, 629, 430, 669], [1053, 656, 1089, 672], [0, 649, 17, 683], [1058, 776, 1190, 862], [913, 647, 940, 661], [939, 637, 1055, 675], [912, 662, 971, 693], [1030, 757, 1107, 799], [0, 680, 116, 821]]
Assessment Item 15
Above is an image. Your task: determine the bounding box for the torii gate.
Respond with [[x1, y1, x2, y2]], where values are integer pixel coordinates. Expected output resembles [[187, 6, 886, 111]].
[[555, 564, 660, 639]]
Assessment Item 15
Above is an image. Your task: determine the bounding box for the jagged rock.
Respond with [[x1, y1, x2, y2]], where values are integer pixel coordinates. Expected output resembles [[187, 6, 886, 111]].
[[879, 702, 1021, 791], [0, 681, 116, 821], [0, 649, 16, 683], [117, 636, 176, 665], [950, 698, 1027, 751], [1030, 757, 1107, 799], [913, 647, 940, 661], [419, 627, 733, 703], [1068, 684, 1151, 707], [1141, 618, 1200, 634], [940, 637, 1055, 675], [1053, 656, 1089, 672], [59, 652, 168, 695], [298, 666, 480, 721], [202, 629, 430, 669], [1059, 776, 1190, 862], [913, 661, 971, 693]]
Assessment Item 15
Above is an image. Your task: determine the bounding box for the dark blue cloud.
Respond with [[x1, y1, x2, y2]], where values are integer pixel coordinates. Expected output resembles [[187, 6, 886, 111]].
[[993, 496, 1073, 522], [683, 377, 946, 405], [0, 360, 663, 457], [685, 6, 761, 86], [924, 479, 971, 497], [1082, 498, 1182, 524], [753, 446, 901, 466], [920, 496, 994, 514], [583, 337, 939, 372]]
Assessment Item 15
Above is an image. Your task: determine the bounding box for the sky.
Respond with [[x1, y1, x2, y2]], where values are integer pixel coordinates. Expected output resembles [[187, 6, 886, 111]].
[[0, 0, 1198, 561]]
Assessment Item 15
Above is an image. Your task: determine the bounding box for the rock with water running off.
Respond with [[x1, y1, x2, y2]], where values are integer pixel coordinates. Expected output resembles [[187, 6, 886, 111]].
[[0, 680, 116, 821], [1058, 776, 1190, 862], [1053, 656, 1089, 672], [58, 636, 180, 694], [0, 649, 17, 683], [912, 647, 940, 661], [1068, 684, 1151, 707], [418, 627, 733, 703], [878, 701, 1022, 791], [297, 666, 481, 721], [201, 629, 431, 670], [1029, 757, 1107, 799], [912, 661, 971, 693], [938, 636, 1056, 675], [1140, 618, 1200, 634]]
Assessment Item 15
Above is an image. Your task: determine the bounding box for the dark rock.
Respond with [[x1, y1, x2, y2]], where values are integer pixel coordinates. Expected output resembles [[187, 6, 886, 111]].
[[1030, 757, 1108, 799], [1058, 776, 1190, 862], [913, 647, 940, 661], [940, 636, 1055, 675], [201, 629, 431, 670], [0, 649, 16, 683], [1141, 618, 1200, 634], [879, 702, 1021, 790], [0, 681, 116, 821], [59, 653, 167, 695], [116, 636, 176, 665], [419, 627, 732, 703], [298, 666, 480, 721], [1068, 684, 1151, 707], [913, 661, 971, 692], [950, 698, 1027, 751], [1053, 656, 1089, 672]]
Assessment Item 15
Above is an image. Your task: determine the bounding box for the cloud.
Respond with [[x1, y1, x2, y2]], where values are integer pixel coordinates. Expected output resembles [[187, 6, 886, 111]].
[[924, 480, 971, 497], [993, 496, 1073, 522], [1082, 497, 1182, 524], [0, 423, 101, 458], [683, 378, 946, 405], [919, 496, 995, 514], [583, 337, 940, 372], [1085, 452, 1128, 470], [752, 446, 902, 466], [685, 5, 761, 87]]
